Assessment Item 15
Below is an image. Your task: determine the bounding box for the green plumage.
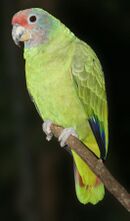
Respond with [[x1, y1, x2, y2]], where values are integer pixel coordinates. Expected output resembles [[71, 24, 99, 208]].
[[12, 8, 108, 205]]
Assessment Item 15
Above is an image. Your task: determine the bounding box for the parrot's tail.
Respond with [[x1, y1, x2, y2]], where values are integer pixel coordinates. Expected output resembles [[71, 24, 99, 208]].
[[72, 151, 105, 205]]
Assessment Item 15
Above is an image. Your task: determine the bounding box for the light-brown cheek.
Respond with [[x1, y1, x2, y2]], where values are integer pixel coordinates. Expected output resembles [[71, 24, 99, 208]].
[[20, 31, 31, 42]]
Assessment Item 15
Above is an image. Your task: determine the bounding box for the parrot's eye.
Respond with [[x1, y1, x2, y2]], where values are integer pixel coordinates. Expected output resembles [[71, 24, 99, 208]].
[[29, 15, 37, 23]]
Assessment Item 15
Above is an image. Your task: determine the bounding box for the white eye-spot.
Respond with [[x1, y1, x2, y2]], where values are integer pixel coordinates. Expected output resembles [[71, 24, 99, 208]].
[[28, 15, 37, 24]]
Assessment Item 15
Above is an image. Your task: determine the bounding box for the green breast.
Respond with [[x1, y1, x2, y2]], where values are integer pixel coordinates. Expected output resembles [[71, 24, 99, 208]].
[[24, 45, 88, 140]]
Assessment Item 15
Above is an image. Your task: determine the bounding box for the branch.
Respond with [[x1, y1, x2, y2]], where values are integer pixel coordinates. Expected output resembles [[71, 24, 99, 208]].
[[50, 124, 130, 212]]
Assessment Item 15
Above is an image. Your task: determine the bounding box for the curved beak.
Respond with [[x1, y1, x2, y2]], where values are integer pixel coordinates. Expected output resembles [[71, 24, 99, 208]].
[[12, 25, 31, 46]]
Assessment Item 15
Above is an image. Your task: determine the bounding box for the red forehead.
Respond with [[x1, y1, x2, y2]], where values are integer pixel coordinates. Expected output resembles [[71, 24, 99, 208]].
[[12, 9, 32, 28]]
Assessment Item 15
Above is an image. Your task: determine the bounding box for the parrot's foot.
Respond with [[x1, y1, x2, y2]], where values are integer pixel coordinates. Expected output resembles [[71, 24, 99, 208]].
[[58, 128, 78, 147], [42, 120, 53, 141]]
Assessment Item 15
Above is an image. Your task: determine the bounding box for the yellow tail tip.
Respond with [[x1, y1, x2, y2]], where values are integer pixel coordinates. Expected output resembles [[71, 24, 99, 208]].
[[75, 182, 105, 205]]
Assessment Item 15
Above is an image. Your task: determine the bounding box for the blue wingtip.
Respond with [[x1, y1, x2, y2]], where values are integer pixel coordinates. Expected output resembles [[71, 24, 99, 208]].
[[88, 115, 106, 159]]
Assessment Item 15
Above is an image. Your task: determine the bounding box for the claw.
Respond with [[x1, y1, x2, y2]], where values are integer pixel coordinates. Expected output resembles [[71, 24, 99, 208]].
[[42, 120, 53, 141], [58, 128, 78, 147]]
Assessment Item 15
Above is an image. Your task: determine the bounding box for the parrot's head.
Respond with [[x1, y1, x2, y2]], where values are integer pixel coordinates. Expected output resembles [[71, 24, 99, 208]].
[[12, 8, 59, 48]]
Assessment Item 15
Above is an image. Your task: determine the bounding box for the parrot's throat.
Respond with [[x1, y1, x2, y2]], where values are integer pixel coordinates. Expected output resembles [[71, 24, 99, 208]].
[[24, 28, 49, 48], [24, 23, 75, 49], [24, 24, 75, 60]]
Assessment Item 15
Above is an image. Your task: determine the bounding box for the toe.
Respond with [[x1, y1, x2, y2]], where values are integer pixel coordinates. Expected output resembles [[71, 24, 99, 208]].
[[42, 120, 53, 141], [58, 128, 78, 147]]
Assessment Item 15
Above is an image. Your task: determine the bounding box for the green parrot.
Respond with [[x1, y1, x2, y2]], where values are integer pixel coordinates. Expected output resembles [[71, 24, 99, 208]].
[[12, 8, 108, 205]]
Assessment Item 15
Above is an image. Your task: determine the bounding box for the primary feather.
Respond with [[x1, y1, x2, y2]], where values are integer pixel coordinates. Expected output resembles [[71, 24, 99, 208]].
[[12, 8, 108, 205]]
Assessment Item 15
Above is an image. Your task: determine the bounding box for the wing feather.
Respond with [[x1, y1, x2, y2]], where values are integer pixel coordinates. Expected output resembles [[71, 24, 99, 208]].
[[71, 40, 108, 158]]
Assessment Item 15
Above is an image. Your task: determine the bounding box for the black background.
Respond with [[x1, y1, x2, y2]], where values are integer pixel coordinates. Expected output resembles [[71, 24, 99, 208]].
[[0, 0, 130, 220]]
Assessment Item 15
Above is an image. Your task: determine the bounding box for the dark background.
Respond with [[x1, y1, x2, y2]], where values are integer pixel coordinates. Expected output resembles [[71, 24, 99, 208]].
[[0, 0, 130, 220]]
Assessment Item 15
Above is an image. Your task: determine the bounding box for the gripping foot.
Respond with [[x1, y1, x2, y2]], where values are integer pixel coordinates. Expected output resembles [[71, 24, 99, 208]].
[[42, 120, 53, 141], [58, 128, 78, 147]]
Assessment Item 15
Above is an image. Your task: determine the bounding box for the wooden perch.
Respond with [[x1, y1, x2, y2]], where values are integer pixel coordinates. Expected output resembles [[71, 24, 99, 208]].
[[50, 124, 130, 212]]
